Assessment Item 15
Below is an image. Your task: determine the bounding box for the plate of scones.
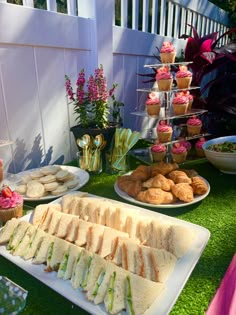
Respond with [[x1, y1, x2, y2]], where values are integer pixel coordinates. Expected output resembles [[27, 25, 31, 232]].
[[10, 165, 89, 201], [115, 161, 210, 208]]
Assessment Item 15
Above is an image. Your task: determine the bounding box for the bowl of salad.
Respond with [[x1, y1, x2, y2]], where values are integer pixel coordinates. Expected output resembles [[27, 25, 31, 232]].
[[202, 136, 236, 174]]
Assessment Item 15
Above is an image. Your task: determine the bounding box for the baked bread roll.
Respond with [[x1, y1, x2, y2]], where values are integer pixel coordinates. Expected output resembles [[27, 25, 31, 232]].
[[191, 176, 208, 195], [130, 165, 151, 181], [171, 183, 194, 203], [142, 174, 174, 191], [167, 170, 192, 184], [150, 161, 179, 176], [137, 188, 176, 205]]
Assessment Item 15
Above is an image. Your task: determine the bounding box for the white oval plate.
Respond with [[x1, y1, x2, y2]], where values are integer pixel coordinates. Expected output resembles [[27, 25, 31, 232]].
[[4, 165, 90, 201], [114, 175, 210, 208]]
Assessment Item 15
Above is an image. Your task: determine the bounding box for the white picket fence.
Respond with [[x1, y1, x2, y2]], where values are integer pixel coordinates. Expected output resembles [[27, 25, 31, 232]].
[[0, 0, 229, 173]]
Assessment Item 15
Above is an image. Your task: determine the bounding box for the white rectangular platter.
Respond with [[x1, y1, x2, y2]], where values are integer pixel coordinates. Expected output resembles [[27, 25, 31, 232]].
[[0, 194, 210, 315]]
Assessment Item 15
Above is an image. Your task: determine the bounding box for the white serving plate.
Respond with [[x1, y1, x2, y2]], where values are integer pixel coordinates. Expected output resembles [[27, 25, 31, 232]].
[[0, 194, 210, 315], [3, 165, 90, 201], [114, 175, 210, 208]]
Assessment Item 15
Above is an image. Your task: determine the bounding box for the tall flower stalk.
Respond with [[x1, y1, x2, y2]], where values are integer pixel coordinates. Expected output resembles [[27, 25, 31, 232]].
[[65, 65, 122, 129]]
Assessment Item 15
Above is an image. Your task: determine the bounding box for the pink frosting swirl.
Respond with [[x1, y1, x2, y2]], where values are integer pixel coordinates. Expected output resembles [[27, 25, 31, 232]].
[[157, 124, 172, 132], [179, 140, 192, 150], [156, 72, 172, 80], [151, 144, 167, 153], [195, 138, 206, 149], [160, 42, 176, 53], [0, 191, 23, 209], [171, 145, 187, 154], [145, 97, 160, 105], [187, 116, 202, 126], [172, 95, 188, 104], [176, 70, 192, 78]]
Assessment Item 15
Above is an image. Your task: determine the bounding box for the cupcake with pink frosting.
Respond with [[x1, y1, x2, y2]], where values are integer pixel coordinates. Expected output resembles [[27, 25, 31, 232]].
[[157, 120, 173, 143], [0, 186, 23, 224], [172, 95, 189, 115], [187, 116, 202, 136], [176, 65, 192, 89], [156, 66, 173, 91], [175, 91, 194, 112], [171, 143, 188, 163], [145, 92, 161, 116], [160, 42, 176, 63], [179, 139, 192, 152], [150, 143, 167, 162], [195, 137, 207, 157]]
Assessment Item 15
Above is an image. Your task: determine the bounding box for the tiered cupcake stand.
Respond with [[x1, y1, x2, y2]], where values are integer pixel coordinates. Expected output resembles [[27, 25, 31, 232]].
[[131, 62, 210, 164]]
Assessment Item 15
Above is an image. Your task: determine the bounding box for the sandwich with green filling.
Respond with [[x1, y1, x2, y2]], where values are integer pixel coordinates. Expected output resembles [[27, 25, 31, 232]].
[[0, 218, 20, 245]]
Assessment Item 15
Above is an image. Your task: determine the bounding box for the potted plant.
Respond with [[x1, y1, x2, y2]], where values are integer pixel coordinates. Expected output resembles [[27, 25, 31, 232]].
[[181, 25, 236, 136], [65, 65, 124, 146]]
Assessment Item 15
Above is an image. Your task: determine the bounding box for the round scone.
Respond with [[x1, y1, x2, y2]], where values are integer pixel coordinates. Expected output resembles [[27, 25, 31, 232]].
[[61, 172, 75, 182], [51, 185, 68, 196], [39, 174, 56, 184], [64, 178, 80, 189], [40, 165, 61, 175], [26, 181, 45, 198], [30, 170, 43, 180], [15, 184, 27, 195], [44, 181, 59, 192], [55, 170, 70, 181]]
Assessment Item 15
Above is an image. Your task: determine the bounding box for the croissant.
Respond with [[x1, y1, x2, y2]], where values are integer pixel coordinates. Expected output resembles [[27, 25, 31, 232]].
[[191, 176, 209, 195], [181, 169, 198, 178], [137, 188, 176, 205], [167, 170, 192, 184], [142, 174, 174, 191], [171, 183, 194, 203], [150, 161, 179, 177], [117, 178, 143, 198], [130, 165, 151, 181]]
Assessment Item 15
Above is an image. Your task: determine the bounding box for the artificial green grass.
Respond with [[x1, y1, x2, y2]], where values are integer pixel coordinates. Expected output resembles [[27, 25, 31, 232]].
[[0, 159, 235, 315]]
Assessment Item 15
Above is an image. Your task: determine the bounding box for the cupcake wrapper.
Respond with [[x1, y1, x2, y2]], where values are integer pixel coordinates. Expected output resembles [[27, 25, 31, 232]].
[[157, 79, 173, 91], [152, 151, 166, 162], [0, 204, 23, 224], [187, 125, 202, 136], [176, 77, 192, 89], [171, 152, 187, 163], [172, 103, 188, 115], [160, 52, 176, 64], [158, 131, 172, 143], [146, 104, 161, 116]]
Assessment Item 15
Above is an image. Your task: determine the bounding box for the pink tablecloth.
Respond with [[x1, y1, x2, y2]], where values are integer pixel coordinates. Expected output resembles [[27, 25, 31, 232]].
[[206, 254, 236, 315]]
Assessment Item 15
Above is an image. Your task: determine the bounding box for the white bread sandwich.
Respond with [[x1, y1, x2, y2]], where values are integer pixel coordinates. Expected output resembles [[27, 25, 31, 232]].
[[110, 237, 140, 266], [58, 243, 83, 280], [124, 215, 139, 239], [121, 239, 139, 274], [125, 273, 165, 315], [104, 265, 129, 315], [22, 228, 47, 260], [98, 227, 129, 258], [90, 262, 116, 305], [54, 213, 74, 238], [61, 192, 88, 214], [65, 216, 80, 243], [32, 234, 55, 264], [74, 220, 92, 247], [7, 221, 31, 253], [12, 224, 37, 256], [71, 248, 90, 289], [149, 247, 177, 283], [46, 210, 62, 235], [86, 224, 105, 253], [81, 253, 106, 292], [31, 204, 49, 226], [136, 245, 152, 280], [46, 237, 69, 271], [0, 218, 20, 245], [105, 203, 117, 229], [136, 218, 151, 244], [168, 224, 195, 258]]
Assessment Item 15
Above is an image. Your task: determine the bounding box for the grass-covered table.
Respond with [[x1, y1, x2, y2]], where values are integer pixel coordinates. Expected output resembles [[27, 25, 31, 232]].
[[0, 158, 235, 315]]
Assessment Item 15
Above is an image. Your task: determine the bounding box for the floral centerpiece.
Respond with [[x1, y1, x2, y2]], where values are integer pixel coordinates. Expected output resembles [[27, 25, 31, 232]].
[[65, 65, 123, 129]]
